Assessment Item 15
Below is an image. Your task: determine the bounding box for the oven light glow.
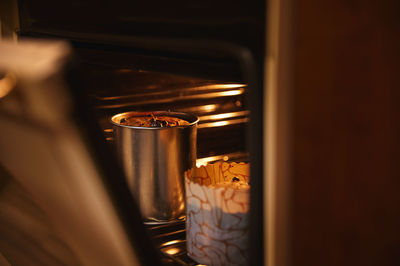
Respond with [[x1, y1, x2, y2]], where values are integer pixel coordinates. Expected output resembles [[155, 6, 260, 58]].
[[199, 111, 250, 122], [160, 240, 182, 247], [196, 155, 224, 167], [196, 161, 207, 167], [197, 83, 246, 90], [216, 84, 245, 89], [198, 117, 249, 129], [220, 89, 244, 96], [165, 248, 180, 255], [175, 104, 218, 113], [196, 152, 247, 167], [211, 121, 228, 127], [209, 113, 234, 119], [202, 104, 217, 112]]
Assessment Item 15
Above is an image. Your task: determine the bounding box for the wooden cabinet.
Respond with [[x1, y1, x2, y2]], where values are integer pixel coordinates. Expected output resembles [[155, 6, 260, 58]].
[[290, 0, 400, 265]]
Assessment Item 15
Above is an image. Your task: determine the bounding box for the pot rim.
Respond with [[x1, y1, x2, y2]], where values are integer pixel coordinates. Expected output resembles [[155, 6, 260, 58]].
[[110, 111, 199, 130]]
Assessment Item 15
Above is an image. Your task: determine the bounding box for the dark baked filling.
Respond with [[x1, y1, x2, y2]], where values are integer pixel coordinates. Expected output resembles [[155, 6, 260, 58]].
[[119, 113, 189, 127]]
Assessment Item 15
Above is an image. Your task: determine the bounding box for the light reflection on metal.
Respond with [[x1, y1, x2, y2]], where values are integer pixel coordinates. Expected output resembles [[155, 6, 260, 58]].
[[197, 156, 224, 167], [219, 89, 243, 96], [177, 104, 218, 113], [160, 239, 182, 247], [0, 72, 16, 99], [111, 111, 197, 223], [95, 84, 246, 101], [164, 247, 181, 255], [198, 118, 249, 129], [195, 83, 246, 90], [196, 152, 249, 167], [95, 88, 245, 109], [208, 121, 228, 127], [202, 104, 218, 112], [199, 111, 250, 121]]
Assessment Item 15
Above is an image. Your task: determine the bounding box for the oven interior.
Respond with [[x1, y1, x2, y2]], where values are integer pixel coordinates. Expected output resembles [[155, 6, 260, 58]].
[[71, 40, 252, 265], [75, 43, 249, 163], [0, 40, 261, 266], [2, 0, 265, 264]]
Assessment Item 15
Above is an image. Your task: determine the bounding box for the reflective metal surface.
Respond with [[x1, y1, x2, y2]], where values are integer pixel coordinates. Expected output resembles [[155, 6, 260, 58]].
[[145, 221, 197, 265], [111, 111, 198, 224]]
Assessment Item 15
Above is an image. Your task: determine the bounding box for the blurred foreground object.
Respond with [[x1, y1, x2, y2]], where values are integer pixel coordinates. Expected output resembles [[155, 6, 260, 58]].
[[0, 39, 159, 265]]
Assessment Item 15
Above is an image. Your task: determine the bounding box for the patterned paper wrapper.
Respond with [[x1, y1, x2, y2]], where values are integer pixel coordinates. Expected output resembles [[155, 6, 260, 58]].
[[185, 162, 250, 266]]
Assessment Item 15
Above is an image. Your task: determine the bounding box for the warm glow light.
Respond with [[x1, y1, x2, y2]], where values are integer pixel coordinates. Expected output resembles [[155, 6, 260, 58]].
[[196, 152, 248, 167], [208, 121, 228, 127], [200, 111, 250, 121], [202, 104, 217, 112], [218, 84, 245, 89], [198, 118, 249, 129], [97, 89, 246, 109], [0, 72, 16, 98], [196, 155, 231, 167], [196, 162, 204, 167], [209, 113, 234, 120], [196, 156, 223, 167], [179, 104, 218, 113], [164, 248, 180, 255], [220, 89, 244, 96], [160, 240, 181, 247], [197, 83, 246, 90]]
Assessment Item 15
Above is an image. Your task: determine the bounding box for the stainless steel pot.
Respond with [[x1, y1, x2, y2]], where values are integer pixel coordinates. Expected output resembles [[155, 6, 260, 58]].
[[111, 111, 198, 224]]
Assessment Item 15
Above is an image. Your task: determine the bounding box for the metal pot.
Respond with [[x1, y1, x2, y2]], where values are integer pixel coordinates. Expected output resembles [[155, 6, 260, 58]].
[[111, 111, 198, 224]]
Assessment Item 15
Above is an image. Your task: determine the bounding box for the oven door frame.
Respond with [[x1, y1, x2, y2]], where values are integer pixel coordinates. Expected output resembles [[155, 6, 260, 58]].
[[18, 31, 265, 265]]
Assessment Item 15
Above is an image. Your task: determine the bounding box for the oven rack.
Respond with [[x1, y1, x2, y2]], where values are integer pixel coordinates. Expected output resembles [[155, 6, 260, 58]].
[[145, 221, 198, 266]]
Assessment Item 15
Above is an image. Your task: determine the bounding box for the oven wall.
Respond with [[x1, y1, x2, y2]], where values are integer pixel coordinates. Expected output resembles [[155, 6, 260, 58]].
[[17, 0, 265, 58]]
